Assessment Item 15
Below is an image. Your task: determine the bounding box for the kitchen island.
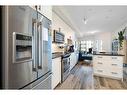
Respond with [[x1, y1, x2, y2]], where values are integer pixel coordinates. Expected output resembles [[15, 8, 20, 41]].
[[93, 53, 124, 81]]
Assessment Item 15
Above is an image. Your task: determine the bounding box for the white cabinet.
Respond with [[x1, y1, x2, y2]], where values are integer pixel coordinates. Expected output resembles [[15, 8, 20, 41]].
[[29, 5, 37, 10], [70, 52, 77, 70], [52, 57, 61, 89], [29, 5, 52, 21], [41, 6, 52, 21], [76, 53, 79, 63], [70, 53, 74, 70], [93, 55, 123, 80]]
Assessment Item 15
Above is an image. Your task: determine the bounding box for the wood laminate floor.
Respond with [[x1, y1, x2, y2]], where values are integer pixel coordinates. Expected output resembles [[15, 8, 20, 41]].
[[55, 61, 127, 90]]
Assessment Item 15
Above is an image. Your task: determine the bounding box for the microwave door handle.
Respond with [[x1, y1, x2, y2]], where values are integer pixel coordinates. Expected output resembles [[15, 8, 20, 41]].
[[38, 22, 42, 69], [32, 19, 37, 72]]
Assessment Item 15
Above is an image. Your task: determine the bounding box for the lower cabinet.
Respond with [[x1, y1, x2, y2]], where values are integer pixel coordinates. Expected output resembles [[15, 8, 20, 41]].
[[52, 57, 61, 89], [70, 52, 77, 70], [76, 53, 79, 63], [93, 55, 123, 80]]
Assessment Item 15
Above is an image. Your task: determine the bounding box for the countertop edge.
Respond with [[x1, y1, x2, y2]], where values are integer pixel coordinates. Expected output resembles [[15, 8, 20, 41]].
[[52, 56, 61, 59], [93, 54, 124, 56]]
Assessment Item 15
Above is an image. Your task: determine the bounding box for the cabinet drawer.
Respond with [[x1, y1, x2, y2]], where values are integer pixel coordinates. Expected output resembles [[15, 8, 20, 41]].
[[110, 56, 123, 63], [94, 68, 106, 75], [108, 70, 123, 78], [109, 62, 123, 68], [94, 61, 104, 66], [93, 56, 103, 61], [93, 56, 110, 62]]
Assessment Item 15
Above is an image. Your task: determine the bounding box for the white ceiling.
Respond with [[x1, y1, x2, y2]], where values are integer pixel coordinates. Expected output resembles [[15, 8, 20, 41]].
[[53, 6, 127, 38]]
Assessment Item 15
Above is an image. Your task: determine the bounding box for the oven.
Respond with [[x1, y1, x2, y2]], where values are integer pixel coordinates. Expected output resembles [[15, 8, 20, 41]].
[[13, 32, 32, 63], [61, 53, 71, 82]]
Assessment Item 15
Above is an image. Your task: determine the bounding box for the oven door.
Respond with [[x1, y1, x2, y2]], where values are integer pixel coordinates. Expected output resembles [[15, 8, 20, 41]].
[[62, 57, 70, 82], [63, 57, 70, 73]]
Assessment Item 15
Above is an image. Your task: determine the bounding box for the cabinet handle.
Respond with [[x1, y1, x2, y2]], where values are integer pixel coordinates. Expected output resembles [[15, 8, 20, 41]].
[[112, 57, 117, 59], [98, 62, 103, 64], [111, 64, 117, 66], [97, 70, 103, 72], [111, 72, 118, 74]]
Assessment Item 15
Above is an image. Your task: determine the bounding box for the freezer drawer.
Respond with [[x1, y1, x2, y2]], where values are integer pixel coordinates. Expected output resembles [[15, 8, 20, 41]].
[[32, 74, 51, 89]]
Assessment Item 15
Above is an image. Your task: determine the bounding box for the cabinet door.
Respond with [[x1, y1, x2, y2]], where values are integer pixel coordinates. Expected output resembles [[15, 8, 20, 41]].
[[29, 5, 36, 10], [42, 6, 52, 20], [29, 6, 52, 20], [74, 53, 77, 66], [76, 53, 79, 63], [70, 53, 76, 70], [52, 57, 61, 89], [108, 68, 123, 78]]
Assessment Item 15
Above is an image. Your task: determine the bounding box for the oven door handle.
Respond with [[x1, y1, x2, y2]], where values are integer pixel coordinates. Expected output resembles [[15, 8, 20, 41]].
[[38, 22, 43, 69], [32, 19, 37, 72]]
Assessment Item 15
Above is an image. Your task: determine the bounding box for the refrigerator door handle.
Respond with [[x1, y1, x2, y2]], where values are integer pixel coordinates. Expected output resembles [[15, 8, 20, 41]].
[[32, 19, 37, 72], [38, 22, 43, 69]]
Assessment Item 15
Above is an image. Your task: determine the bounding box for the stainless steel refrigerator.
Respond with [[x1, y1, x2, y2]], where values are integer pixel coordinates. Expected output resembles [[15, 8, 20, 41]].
[[2, 6, 52, 89]]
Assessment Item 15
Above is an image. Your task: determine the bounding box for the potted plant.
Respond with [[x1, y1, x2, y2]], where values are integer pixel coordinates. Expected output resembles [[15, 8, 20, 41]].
[[118, 27, 126, 49]]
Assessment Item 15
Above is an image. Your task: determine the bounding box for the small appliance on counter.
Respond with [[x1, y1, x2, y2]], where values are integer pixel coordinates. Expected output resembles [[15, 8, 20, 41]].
[[57, 44, 64, 49], [64, 43, 70, 54], [68, 45, 74, 53]]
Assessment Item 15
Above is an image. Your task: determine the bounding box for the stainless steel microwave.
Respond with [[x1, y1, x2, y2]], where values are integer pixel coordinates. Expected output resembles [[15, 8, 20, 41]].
[[53, 30, 64, 43]]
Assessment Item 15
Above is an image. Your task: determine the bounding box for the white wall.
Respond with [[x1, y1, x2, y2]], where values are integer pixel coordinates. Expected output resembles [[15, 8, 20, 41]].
[[52, 12, 78, 53], [94, 32, 112, 52], [111, 23, 127, 40], [79, 32, 112, 52], [79, 35, 95, 41]]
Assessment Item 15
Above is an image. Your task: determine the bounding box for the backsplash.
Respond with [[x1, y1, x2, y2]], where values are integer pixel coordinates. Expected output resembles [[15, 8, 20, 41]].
[[52, 43, 64, 53]]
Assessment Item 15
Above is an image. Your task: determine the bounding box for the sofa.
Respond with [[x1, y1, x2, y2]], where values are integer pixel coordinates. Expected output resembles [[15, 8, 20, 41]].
[[79, 51, 93, 61]]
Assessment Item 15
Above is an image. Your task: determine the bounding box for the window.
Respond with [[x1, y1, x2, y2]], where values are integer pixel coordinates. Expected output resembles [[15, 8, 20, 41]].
[[80, 40, 93, 51], [95, 40, 103, 52]]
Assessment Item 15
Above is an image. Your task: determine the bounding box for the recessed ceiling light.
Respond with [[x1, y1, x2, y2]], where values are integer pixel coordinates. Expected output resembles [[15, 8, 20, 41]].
[[86, 30, 99, 34]]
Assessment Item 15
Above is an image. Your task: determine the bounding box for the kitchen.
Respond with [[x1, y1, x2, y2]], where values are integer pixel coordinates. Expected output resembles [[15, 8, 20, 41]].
[[1, 6, 52, 89], [1, 5, 127, 90], [0, 5, 79, 89]]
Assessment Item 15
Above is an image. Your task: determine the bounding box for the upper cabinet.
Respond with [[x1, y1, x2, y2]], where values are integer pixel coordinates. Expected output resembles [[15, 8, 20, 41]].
[[29, 5, 52, 21], [29, 6, 37, 10], [41, 6, 52, 21]]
